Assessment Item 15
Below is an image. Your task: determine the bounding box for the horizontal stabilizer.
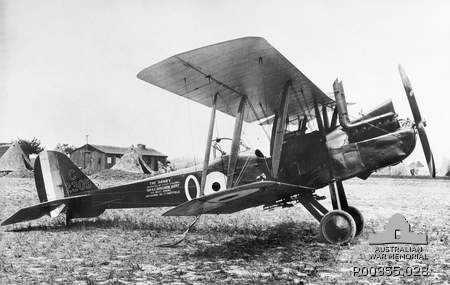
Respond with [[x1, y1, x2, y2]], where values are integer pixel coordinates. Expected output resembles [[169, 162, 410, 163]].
[[163, 181, 314, 216], [1, 195, 90, 226]]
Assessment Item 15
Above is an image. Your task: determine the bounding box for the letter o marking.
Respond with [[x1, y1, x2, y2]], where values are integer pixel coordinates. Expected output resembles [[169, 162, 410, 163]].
[[184, 175, 200, 201]]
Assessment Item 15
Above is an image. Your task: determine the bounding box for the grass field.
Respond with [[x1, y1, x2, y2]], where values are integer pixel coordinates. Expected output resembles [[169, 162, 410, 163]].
[[0, 176, 448, 284]]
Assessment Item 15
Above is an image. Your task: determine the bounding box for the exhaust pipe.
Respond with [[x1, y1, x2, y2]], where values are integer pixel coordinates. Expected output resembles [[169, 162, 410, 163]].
[[333, 79, 395, 130], [333, 79, 357, 129]]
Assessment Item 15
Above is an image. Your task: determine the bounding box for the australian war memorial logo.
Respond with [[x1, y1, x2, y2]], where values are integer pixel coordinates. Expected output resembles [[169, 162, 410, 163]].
[[369, 213, 427, 245], [368, 213, 428, 261], [353, 213, 430, 278]]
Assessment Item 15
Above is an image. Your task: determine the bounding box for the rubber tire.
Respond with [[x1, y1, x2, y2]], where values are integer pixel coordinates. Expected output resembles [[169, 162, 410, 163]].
[[320, 210, 356, 245], [344, 206, 364, 237]]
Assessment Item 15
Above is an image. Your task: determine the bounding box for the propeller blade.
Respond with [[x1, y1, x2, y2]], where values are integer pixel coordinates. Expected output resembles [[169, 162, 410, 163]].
[[398, 65, 436, 177], [417, 125, 436, 177], [398, 65, 423, 124]]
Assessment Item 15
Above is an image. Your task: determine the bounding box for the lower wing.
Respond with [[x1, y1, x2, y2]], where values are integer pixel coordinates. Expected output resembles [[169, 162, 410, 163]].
[[163, 181, 314, 216]]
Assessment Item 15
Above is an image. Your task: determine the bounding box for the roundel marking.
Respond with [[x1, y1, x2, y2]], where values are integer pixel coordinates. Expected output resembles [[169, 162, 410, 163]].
[[184, 175, 200, 201], [204, 171, 227, 196]]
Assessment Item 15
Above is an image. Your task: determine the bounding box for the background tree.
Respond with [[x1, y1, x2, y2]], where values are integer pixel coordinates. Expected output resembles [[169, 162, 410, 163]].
[[17, 137, 44, 156], [55, 143, 77, 155]]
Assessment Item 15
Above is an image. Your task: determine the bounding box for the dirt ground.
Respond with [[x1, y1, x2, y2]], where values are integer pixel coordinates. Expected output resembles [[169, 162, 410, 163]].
[[0, 176, 448, 284]]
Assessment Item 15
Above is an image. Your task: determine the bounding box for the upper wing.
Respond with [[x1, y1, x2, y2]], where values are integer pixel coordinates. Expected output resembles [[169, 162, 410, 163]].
[[163, 181, 314, 216], [137, 37, 332, 123]]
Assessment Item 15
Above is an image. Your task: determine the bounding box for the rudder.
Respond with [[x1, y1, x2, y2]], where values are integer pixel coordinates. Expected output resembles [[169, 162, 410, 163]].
[[1, 151, 101, 226], [34, 151, 98, 203]]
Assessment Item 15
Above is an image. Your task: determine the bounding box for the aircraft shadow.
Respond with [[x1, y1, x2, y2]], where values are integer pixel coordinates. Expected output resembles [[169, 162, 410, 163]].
[[7, 218, 335, 263], [7, 215, 283, 234], [189, 221, 327, 261], [6, 217, 194, 233], [8, 223, 67, 232]]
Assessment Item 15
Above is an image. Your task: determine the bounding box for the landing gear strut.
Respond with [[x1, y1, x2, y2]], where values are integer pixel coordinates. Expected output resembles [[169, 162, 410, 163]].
[[65, 207, 73, 227], [318, 181, 364, 244]]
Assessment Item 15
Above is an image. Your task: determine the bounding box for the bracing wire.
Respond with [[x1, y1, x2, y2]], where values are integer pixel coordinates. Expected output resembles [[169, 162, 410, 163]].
[[290, 84, 315, 131], [244, 99, 271, 142], [234, 155, 252, 186]]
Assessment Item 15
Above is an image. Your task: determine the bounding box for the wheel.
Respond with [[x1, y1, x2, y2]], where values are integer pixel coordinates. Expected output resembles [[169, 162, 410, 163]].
[[320, 210, 356, 245], [344, 206, 364, 237]]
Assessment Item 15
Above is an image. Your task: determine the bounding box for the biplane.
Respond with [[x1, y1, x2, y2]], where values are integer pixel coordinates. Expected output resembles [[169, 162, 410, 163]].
[[1, 37, 435, 245]]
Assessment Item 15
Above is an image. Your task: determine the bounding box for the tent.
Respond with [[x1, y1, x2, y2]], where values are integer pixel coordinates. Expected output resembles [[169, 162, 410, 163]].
[[0, 142, 33, 172], [407, 161, 425, 176], [0, 143, 11, 158], [111, 146, 153, 174], [408, 161, 424, 168]]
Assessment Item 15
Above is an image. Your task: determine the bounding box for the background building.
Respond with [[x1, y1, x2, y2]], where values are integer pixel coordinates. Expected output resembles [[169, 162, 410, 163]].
[[70, 143, 167, 173]]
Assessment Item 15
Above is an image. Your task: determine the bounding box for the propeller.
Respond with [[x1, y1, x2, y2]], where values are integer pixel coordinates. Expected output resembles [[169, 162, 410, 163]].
[[398, 65, 436, 177]]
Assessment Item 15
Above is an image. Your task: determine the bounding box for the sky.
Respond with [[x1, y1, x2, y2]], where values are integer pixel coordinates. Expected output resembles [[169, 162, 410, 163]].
[[1, 0, 449, 170]]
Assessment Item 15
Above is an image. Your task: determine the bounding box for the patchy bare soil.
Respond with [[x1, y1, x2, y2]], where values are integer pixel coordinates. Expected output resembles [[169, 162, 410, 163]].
[[0, 176, 448, 284]]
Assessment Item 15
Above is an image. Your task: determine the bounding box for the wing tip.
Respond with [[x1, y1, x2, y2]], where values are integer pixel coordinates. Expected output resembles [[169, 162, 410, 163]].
[[1, 214, 19, 226], [161, 210, 175, 217], [136, 68, 151, 81], [136, 70, 144, 80]]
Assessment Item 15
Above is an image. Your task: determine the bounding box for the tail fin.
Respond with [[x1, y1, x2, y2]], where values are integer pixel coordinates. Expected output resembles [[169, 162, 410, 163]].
[[1, 151, 100, 226], [34, 151, 98, 217], [35, 151, 98, 201]]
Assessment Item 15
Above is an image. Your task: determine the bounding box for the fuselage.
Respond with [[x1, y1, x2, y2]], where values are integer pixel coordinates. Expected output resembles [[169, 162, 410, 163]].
[[86, 104, 416, 215], [277, 99, 416, 188], [86, 154, 269, 212], [278, 126, 415, 188]]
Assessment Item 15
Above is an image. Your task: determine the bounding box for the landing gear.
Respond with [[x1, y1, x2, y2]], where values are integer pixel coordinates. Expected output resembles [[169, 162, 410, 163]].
[[316, 181, 364, 244], [65, 207, 73, 227], [328, 180, 364, 237], [320, 210, 356, 244], [300, 181, 364, 244]]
